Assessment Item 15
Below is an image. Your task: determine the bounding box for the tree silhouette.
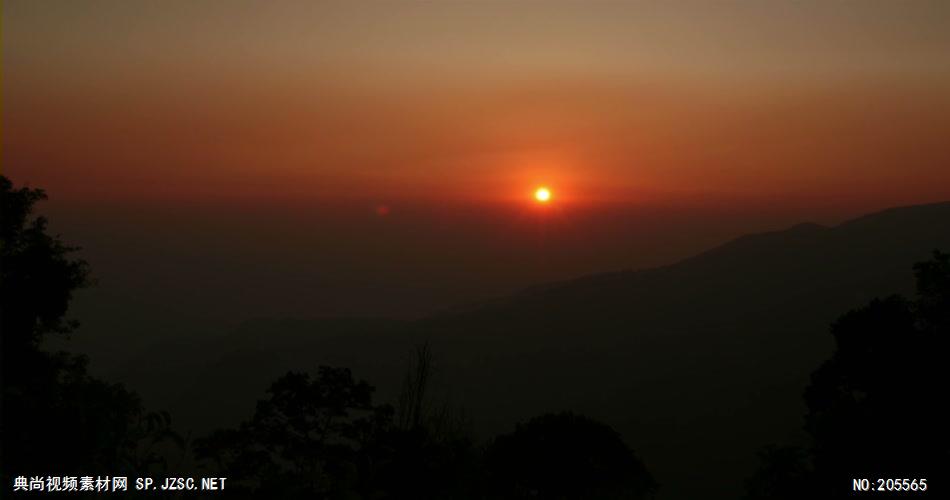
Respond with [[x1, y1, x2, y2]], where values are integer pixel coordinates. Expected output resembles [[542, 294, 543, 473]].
[[397, 342, 434, 431], [484, 412, 657, 499], [1, 177, 89, 357], [377, 342, 477, 499], [1, 176, 181, 482], [805, 250, 949, 495], [194, 367, 393, 499], [196, 346, 478, 499], [747, 251, 950, 498]]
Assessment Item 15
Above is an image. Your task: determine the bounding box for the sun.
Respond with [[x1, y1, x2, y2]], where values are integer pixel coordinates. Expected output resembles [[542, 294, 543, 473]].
[[534, 187, 552, 203]]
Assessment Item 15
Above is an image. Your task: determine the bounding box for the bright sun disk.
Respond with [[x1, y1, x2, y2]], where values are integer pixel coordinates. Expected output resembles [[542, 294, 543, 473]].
[[534, 187, 552, 203]]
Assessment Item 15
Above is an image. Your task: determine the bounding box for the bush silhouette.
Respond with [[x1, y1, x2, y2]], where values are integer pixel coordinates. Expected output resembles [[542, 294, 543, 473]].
[[484, 412, 657, 499]]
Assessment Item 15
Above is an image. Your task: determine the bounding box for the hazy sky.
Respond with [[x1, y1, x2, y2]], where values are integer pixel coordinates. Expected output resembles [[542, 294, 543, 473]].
[[6, 0, 950, 205], [5, 1, 950, 324]]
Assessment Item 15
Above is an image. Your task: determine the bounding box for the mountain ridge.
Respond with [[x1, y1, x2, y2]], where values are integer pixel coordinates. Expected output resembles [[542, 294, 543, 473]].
[[468, 200, 949, 311], [108, 200, 950, 500]]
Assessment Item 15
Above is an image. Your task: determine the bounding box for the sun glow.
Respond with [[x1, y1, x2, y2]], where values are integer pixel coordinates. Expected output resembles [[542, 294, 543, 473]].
[[534, 187, 552, 203]]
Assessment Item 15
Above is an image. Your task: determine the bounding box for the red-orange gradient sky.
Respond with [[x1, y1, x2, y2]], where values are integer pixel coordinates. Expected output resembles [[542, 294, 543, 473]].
[[4, 1, 950, 323], [5, 1, 950, 208]]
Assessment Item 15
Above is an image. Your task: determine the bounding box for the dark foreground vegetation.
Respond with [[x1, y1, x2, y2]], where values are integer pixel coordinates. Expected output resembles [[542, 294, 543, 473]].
[[2, 175, 946, 498]]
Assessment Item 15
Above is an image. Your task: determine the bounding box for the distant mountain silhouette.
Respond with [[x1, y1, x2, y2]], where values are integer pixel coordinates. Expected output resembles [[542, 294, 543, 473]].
[[116, 201, 950, 500]]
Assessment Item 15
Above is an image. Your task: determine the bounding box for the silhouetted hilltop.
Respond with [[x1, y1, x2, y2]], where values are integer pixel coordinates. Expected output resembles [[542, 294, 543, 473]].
[[117, 201, 950, 500], [429, 202, 949, 335]]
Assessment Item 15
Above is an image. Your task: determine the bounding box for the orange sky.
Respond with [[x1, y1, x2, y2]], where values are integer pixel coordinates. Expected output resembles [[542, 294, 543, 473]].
[[5, 1, 950, 210]]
